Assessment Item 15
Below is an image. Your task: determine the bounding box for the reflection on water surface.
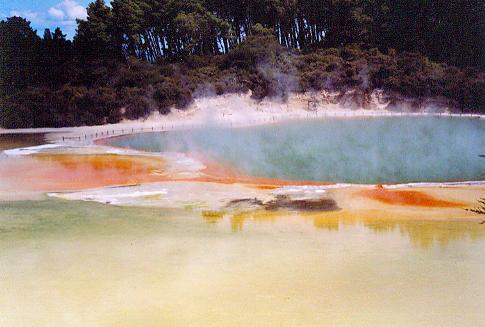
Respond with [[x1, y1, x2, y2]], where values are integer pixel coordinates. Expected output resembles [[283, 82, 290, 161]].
[[0, 199, 484, 326], [200, 208, 485, 249]]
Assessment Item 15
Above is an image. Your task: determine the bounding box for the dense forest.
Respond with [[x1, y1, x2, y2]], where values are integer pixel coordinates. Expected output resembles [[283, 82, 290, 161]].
[[0, 0, 483, 128]]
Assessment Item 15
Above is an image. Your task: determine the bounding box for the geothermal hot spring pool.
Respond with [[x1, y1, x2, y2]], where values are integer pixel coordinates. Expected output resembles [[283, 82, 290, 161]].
[[108, 117, 485, 183], [1, 116, 485, 326]]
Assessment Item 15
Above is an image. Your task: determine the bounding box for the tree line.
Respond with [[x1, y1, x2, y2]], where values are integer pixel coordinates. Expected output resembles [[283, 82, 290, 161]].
[[0, 0, 483, 128], [74, 0, 483, 67]]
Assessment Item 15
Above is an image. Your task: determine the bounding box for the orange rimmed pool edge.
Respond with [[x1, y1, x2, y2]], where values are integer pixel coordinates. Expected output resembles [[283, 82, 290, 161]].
[[355, 186, 467, 208], [0, 153, 170, 191]]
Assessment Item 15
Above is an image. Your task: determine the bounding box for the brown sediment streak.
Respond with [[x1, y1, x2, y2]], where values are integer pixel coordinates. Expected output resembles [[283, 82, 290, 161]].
[[93, 138, 108, 146], [201, 211, 225, 224], [253, 185, 280, 190], [356, 186, 465, 208], [94, 134, 129, 146], [0, 133, 46, 151]]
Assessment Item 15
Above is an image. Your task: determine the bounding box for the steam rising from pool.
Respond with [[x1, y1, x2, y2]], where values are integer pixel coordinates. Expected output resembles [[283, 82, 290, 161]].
[[108, 117, 485, 184]]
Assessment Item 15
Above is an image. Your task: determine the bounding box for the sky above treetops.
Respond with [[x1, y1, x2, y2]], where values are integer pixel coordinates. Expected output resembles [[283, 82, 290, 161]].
[[0, 0, 90, 38]]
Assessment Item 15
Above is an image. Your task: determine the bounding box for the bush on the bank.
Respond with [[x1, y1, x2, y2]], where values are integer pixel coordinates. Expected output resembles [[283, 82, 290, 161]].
[[296, 46, 484, 112], [118, 87, 152, 120], [153, 77, 193, 113], [0, 86, 123, 128], [115, 58, 164, 88], [1, 41, 484, 128]]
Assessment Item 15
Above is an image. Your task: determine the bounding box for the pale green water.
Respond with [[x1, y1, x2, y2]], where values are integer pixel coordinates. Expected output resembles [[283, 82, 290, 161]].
[[1, 199, 484, 326], [108, 117, 485, 183]]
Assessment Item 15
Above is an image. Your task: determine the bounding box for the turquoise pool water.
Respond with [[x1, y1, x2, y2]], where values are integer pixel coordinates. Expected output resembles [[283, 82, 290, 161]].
[[108, 117, 485, 184]]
